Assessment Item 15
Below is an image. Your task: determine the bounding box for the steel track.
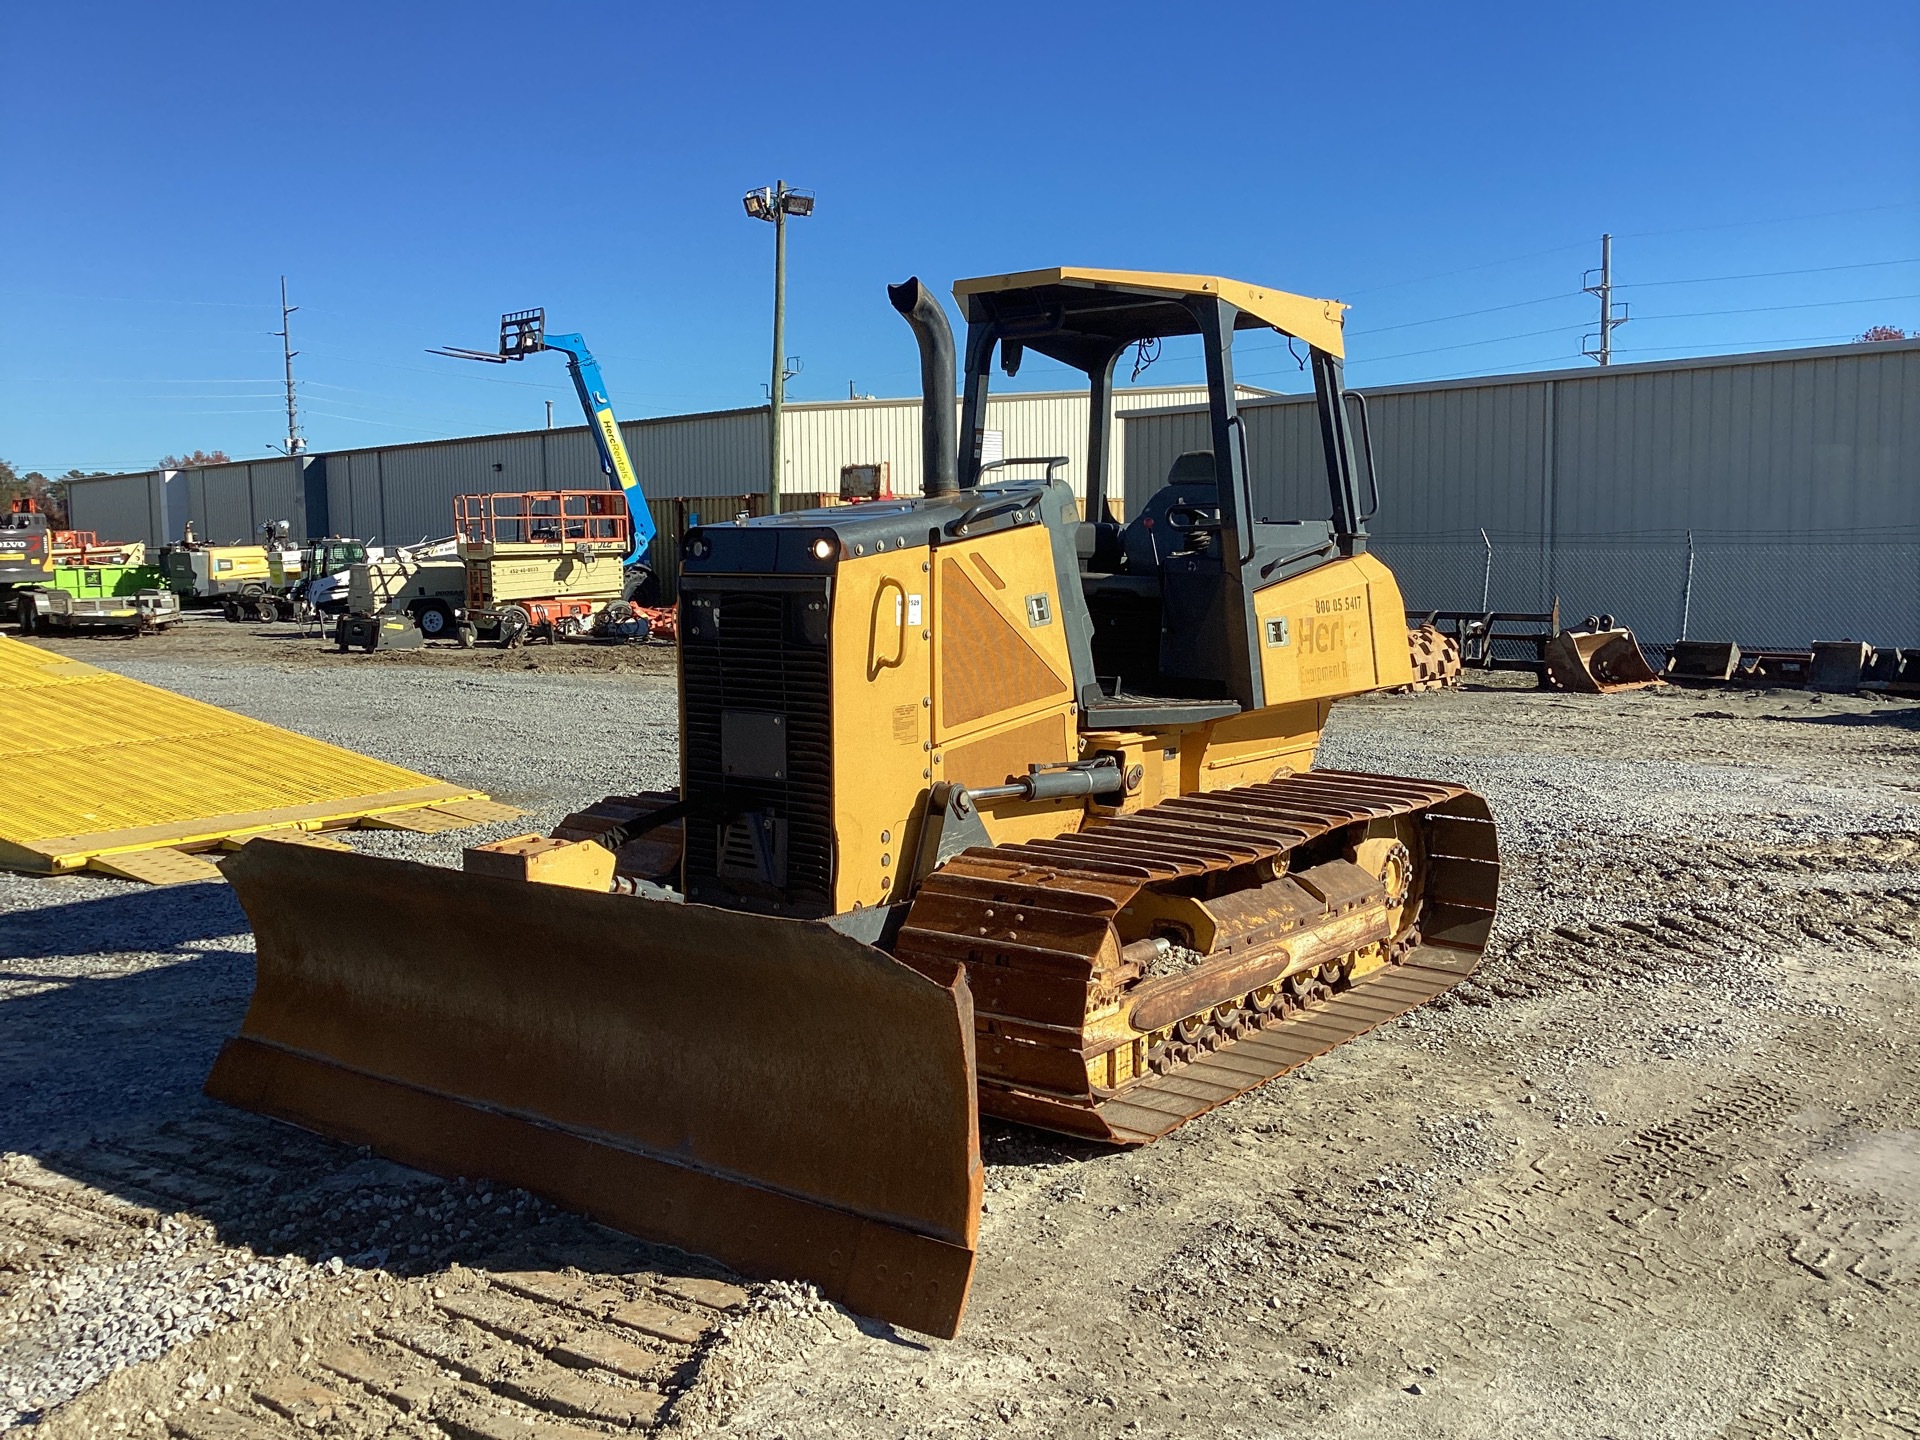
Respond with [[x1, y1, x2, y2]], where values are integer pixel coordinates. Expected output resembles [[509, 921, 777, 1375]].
[[894, 770, 1501, 1144]]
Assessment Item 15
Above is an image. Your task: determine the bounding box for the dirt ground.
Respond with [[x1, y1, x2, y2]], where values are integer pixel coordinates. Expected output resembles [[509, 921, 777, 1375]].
[[12, 608, 682, 679], [4, 619, 1919, 1439]]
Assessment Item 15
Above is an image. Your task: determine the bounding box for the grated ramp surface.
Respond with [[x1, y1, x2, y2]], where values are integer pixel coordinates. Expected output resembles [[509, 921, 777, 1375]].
[[0, 636, 511, 879]]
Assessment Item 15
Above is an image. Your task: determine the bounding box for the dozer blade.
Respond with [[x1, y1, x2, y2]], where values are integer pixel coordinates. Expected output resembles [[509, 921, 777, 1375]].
[[1663, 639, 1741, 684], [1544, 625, 1662, 693], [205, 840, 981, 1338]]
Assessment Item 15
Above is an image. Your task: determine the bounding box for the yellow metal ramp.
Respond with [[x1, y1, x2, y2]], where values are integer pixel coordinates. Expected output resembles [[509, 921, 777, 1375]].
[[0, 636, 518, 882]]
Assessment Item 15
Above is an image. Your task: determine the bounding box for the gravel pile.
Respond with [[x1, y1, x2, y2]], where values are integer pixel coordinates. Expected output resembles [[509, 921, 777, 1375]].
[[3, 1219, 312, 1427]]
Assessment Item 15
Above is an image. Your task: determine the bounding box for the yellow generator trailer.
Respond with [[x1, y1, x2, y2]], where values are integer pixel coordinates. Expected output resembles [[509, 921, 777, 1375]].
[[160, 539, 274, 603], [343, 541, 467, 639], [207, 269, 1501, 1339]]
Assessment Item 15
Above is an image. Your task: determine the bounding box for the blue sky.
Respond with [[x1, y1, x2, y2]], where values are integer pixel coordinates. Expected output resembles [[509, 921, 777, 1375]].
[[2, 0, 1915, 474]]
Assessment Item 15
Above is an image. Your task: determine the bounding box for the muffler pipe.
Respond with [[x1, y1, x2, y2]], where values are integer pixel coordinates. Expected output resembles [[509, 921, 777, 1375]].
[[888, 277, 958, 497]]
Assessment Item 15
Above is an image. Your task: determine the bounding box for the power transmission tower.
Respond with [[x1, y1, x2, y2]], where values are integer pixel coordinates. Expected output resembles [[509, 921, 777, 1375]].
[[275, 276, 306, 454], [1582, 234, 1630, 365]]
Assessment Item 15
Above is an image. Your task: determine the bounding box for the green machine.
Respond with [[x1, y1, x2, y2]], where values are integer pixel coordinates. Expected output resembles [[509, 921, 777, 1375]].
[[15, 562, 182, 634]]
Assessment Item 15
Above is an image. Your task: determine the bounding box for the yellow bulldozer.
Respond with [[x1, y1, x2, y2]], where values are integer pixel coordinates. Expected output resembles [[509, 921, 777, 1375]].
[[206, 268, 1500, 1339]]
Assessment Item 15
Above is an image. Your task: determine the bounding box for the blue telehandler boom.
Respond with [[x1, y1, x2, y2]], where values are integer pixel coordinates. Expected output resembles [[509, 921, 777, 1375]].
[[433, 310, 657, 587]]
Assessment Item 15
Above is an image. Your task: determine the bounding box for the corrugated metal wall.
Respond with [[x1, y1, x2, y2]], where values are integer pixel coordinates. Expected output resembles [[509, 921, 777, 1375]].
[[67, 471, 165, 547], [628, 409, 769, 498], [61, 387, 1212, 554], [69, 343, 1913, 643], [780, 388, 1208, 502], [1119, 339, 1920, 646]]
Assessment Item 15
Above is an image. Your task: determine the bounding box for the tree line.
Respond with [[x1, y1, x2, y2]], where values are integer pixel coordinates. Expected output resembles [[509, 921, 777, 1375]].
[[0, 450, 232, 528]]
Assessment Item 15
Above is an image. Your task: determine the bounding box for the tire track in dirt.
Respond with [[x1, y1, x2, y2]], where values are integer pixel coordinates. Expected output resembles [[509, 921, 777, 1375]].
[[1716, 1380, 1920, 1439], [4, 1108, 752, 1436], [1442, 882, 1920, 1009]]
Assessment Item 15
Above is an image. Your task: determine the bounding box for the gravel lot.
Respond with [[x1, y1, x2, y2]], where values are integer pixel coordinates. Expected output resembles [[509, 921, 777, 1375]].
[[4, 618, 1918, 1438]]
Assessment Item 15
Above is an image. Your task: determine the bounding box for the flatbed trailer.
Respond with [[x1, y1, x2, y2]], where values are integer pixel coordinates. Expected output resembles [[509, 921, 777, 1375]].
[[14, 561, 181, 635]]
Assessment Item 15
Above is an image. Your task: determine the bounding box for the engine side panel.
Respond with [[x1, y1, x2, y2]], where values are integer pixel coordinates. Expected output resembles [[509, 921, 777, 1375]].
[[830, 550, 937, 913], [1253, 552, 1414, 703]]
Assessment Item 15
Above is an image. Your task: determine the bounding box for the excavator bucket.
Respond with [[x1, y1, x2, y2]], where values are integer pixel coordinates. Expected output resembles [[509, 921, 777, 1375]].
[[205, 840, 982, 1338], [1544, 620, 1662, 693]]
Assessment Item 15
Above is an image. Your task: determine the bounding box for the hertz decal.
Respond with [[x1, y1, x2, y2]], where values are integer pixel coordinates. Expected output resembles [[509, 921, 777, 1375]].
[[596, 408, 640, 492]]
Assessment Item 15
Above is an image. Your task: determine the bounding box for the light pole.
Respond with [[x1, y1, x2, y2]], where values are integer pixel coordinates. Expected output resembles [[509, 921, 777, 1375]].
[[743, 180, 814, 514]]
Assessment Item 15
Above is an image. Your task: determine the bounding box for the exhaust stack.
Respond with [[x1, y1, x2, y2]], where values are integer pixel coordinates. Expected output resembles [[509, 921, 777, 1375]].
[[887, 278, 958, 497]]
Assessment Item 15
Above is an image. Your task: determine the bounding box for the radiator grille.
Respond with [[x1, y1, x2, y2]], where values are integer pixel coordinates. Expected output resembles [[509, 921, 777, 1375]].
[[681, 584, 833, 914]]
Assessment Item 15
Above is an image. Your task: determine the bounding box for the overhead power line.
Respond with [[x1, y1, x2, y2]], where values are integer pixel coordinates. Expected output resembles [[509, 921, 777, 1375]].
[[302, 409, 447, 434], [1314, 323, 1587, 369], [1337, 242, 1594, 298], [301, 346, 570, 391], [1637, 292, 1920, 321], [1613, 332, 1867, 354], [0, 285, 274, 308], [1619, 257, 1920, 288], [1302, 291, 1913, 373]]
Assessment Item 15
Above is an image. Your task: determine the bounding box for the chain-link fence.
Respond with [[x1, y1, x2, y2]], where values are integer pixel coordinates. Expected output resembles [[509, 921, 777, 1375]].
[[1377, 530, 1920, 651]]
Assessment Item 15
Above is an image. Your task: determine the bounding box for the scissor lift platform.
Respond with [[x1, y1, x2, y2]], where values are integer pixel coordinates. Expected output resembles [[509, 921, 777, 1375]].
[[0, 636, 518, 883]]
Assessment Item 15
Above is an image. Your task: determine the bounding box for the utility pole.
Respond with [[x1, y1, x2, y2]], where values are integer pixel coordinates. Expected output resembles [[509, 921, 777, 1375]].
[[771, 183, 788, 511], [743, 180, 814, 514], [1582, 234, 1629, 365], [275, 276, 305, 454]]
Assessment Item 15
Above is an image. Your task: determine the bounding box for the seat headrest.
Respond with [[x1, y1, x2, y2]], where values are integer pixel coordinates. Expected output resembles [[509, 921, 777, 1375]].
[[1167, 451, 1216, 485]]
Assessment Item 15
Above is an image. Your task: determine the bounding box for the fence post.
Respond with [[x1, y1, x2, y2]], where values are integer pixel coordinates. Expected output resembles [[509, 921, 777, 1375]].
[[1479, 528, 1493, 612], [1679, 529, 1695, 642]]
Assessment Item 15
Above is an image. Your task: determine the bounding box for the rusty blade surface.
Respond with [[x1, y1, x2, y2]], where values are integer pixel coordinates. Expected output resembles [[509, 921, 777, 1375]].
[[205, 840, 981, 1338]]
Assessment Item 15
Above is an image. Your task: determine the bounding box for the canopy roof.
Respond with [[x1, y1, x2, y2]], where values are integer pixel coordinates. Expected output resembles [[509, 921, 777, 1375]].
[[952, 267, 1347, 360]]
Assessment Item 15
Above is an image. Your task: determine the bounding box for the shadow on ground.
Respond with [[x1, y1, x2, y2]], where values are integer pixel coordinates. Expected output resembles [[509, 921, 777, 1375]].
[[1763, 705, 1920, 731], [1, 883, 252, 1154], [2, 881, 248, 961], [3, 880, 741, 1305]]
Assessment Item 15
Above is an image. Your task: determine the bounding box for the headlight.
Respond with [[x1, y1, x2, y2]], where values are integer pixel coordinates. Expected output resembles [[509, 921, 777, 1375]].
[[811, 537, 835, 561]]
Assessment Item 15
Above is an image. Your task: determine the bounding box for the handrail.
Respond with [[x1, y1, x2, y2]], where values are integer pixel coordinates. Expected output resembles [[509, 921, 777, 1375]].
[[1345, 390, 1380, 524], [454, 490, 633, 549]]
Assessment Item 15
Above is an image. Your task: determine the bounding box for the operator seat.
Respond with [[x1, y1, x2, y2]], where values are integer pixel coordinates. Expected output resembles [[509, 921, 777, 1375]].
[[1078, 451, 1238, 702], [1119, 451, 1221, 577]]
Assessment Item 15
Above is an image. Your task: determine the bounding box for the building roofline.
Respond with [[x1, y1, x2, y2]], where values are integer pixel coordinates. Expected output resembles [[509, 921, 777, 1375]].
[[63, 384, 1228, 484], [1114, 337, 1920, 420]]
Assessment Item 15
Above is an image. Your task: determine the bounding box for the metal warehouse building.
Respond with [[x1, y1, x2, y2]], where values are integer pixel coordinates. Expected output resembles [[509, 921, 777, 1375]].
[[67, 385, 1217, 554], [68, 339, 1917, 646], [1122, 338, 1920, 648]]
